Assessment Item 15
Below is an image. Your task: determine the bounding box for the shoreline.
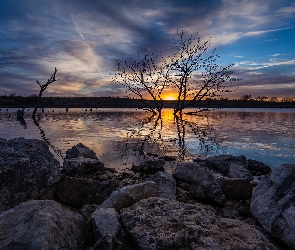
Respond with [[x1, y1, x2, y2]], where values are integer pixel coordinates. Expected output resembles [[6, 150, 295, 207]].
[[1, 96, 295, 109]]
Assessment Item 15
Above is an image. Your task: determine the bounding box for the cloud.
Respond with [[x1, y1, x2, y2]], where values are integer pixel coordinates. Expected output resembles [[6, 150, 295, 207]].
[[0, 0, 294, 98]]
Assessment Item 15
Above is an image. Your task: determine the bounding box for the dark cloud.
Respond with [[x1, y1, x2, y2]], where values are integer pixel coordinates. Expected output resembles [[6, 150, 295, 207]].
[[0, 0, 294, 97]]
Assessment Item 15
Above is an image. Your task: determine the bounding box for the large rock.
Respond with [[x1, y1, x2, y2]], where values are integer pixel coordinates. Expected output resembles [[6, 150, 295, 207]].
[[131, 159, 165, 174], [173, 162, 225, 204], [228, 164, 254, 180], [0, 138, 60, 212], [55, 176, 119, 208], [65, 143, 98, 159], [251, 164, 295, 248], [0, 200, 85, 249], [120, 197, 279, 249], [205, 154, 248, 175], [147, 171, 176, 200], [100, 181, 157, 212], [219, 177, 253, 200], [248, 159, 272, 176], [90, 208, 121, 244], [63, 158, 105, 176]]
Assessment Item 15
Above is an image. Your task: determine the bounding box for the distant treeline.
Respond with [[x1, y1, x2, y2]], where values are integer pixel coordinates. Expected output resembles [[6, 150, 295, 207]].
[[1, 94, 295, 109]]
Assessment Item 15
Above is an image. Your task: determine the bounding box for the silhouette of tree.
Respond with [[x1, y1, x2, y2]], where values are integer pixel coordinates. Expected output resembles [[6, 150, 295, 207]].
[[269, 97, 278, 102], [114, 49, 169, 116], [32, 68, 57, 118], [169, 30, 237, 114], [240, 94, 252, 101], [114, 30, 237, 115]]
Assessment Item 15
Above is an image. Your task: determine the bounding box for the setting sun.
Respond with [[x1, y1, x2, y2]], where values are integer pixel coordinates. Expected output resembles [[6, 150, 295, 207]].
[[162, 93, 178, 100]]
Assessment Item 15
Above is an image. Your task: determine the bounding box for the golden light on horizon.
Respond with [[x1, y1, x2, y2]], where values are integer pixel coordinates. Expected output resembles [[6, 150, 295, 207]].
[[162, 93, 178, 100]]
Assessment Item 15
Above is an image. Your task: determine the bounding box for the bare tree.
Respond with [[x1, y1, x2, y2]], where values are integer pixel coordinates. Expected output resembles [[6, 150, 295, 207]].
[[114, 49, 169, 116], [240, 94, 252, 101], [32, 68, 57, 118], [269, 97, 278, 102], [114, 31, 237, 115], [168, 30, 237, 114]]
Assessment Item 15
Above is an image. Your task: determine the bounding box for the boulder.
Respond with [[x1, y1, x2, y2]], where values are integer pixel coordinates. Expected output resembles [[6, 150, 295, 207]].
[[228, 164, 254, 180], [147, 171, 176, 200], [219, 177, 253, 200], [0, 200, 85, 249], [131, 159, 165, 174], [251, 164, 295, 248], [55, 176, 119, 208], [120, 197, 279, 249], [65, 143, 98, 159], [100, 181, 157, 212], [0, 138, 60, 212], [90, 208, 121, 244], [248, 159, 272, 175], [173, 162, 225, 204], [63, 158, 105, 176], [205, 154, 248, 175]]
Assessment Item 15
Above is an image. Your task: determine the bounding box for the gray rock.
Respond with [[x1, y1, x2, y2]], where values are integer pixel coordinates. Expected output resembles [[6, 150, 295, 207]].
[[248, 159, 272, 175], [131, 159, 165, 174], [251, 164, 295, 248], [89, 235, 116, 250], [65, 143, 98, 159], [205, 154, 248, 175], [0, 138, 60, 212], [219, 177, 253, 200], [100, 181, 157, 212], [173, 163, 225, 204], [90, 208, 121, 242], [147, 172, 176, 200], [63, 158, 105, 175], [120, 197, 279, 250], [55, 176, 119, 208], [228, 164, 254, 180], [0, 200, 85, 249]]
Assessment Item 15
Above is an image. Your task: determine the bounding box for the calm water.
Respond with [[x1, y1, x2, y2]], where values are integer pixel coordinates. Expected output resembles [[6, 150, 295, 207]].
[[0, 107, 294, 171]]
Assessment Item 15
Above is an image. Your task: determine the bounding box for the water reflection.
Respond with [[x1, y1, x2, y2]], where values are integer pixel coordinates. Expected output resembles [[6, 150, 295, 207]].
[[17, 117, 27, 129], [0, 108, 294, 169]]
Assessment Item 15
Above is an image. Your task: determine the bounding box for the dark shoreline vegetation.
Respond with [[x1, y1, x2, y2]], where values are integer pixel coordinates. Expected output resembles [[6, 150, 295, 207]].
[[1, 96, 295, 109]]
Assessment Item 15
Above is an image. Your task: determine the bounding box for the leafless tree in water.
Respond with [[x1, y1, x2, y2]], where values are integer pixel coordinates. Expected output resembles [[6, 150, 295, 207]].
[[32, 67, 57, 118]]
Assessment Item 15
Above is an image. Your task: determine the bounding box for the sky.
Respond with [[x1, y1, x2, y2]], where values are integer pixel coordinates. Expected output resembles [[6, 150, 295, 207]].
[[0, 0, 295, 99]]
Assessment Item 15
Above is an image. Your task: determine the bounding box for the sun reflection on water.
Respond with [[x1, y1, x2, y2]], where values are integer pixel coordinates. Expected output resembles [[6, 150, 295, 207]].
[[0, 108, 294, 170]]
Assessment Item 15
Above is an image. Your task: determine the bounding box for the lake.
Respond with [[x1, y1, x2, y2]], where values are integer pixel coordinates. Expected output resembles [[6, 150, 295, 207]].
[[0, 107, 294, 172]]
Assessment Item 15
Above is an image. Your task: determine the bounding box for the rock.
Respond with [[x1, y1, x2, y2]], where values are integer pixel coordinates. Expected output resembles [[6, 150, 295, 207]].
[[80, 204, 98, 220], [120, 197, 279, 250], [251, 164, 295, 248], [218, 207, 239, 219], [0, 200, 86, 249], [228, 164, 254, 180], [205, 154, 248, 175], [159, 155, 176, 161], [100, 181, 157, 212], [147, 171, 176, 200], [219, 177, 253, 200], [173, 162, 225, 204], [90, 208, 121, 243], [65, 143, 98, 159], [131, 159, 165, 174], [0, 138, 60, 212], [63, 158, 105, 176], [55, 176, 119, 208], [248, 159, 272, 175], [89, 235, 116, 250]]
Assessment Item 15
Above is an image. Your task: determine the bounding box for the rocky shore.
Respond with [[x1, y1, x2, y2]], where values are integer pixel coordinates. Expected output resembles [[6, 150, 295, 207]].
[[0, 138, 294, 249]]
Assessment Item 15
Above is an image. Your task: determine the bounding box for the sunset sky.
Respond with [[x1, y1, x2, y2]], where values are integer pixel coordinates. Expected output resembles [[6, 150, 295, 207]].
[[0, 0, 294, 99]]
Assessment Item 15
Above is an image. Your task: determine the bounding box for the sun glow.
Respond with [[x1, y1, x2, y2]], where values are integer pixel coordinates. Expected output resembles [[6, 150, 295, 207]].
[[162, 93, 178, 100]]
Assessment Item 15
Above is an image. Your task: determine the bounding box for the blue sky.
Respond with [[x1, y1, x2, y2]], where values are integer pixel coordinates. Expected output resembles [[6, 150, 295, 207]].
[[0, 0, 294, 99]]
